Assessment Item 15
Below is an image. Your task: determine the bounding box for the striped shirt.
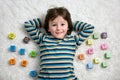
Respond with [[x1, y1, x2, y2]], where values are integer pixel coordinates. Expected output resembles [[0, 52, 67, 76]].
[[24, 18, 94, 80]]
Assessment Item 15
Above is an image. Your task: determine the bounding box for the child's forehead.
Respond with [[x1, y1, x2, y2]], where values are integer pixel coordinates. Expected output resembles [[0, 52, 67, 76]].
[[50, 16, 67, 23]]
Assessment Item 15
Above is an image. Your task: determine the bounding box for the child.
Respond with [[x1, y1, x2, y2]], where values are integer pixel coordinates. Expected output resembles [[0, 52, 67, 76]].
[[24, 7, 94, 80]]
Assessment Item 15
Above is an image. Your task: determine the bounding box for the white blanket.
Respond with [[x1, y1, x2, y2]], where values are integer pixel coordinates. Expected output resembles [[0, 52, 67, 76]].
[[0, 0, 120, 80]]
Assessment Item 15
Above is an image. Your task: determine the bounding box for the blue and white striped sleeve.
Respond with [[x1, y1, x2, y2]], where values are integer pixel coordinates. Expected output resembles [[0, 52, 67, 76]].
[[24, 18, 45, 45], [74, 21, 94, 46]]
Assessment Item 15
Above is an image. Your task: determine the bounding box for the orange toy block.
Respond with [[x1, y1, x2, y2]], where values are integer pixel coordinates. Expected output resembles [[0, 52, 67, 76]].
[[78, 54, 85, 60], [21, 60, 28, 67], [9, 58, 16, 65]]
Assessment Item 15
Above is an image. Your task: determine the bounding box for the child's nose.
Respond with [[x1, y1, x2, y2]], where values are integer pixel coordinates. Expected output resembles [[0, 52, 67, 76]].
[[56, 26, 61, 30]]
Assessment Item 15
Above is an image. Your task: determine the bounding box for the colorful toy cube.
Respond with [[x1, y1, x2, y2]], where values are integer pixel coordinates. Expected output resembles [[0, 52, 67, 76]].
[[9, 58, 16, 65], [93, 58, 100, 64], [86, 39, 93, 45], [19, 48, 26, 55], [10, 45, 16, 52], [101, 62, 108, 68], [30, 50, 37, 58], [104, 52, 111, 59], [8, 32, 16, 40], [93, 33, 99, 39], [101, 32, 107, 39], [87, 62, 94, 69], [30, 70, 37, 77], [23, 37, 30, 43], [101, 43, 108, 50], [78, 54, 85, 60], [21, 60, 28, 67], [87, 48, 94, 55]]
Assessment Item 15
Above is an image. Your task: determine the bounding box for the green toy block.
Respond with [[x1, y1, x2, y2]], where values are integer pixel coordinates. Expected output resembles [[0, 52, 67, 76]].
[[104, 52, 111, 59], [101, 62, 108, 68], [93, 33, 99, 39], [30, 50, 37, 58]]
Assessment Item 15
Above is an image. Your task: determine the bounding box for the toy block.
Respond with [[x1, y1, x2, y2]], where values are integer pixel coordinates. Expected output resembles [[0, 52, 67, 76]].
[[10, 45, 16, 52], [104, 52, 111, 59], [30, 50, 37, 58], [93, 58, 100, 64], [87, 62, 94, 69], [101, 32, 107, 39], [78, 54, 85, 60], [19, 48, 26, 55], [30, 70, 37, 77], [9, 58, 16, 65], [93, 33, 99, 39], [8, 32, 16, 40], [101, 43, 108, 50], [87, 48, 94, 55], [86, 39, 93, 45], [23, 37, 30, 43], [101, 62, 108, 68], [21, 60, 28, 67]]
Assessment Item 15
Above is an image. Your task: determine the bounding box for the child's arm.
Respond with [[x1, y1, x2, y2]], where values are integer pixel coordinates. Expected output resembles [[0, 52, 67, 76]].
[[73, 21, 94, 46], [24, 18, 45, 45]]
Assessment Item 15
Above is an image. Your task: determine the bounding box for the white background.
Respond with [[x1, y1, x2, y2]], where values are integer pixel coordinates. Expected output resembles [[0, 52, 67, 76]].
[[0, 0, 120, 80]]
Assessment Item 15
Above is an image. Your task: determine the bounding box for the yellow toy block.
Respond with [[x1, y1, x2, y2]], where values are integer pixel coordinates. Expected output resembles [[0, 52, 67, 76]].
[[8, 32, 16, 39], [87, 39, 93, 45], [93, 58, 100, 64]]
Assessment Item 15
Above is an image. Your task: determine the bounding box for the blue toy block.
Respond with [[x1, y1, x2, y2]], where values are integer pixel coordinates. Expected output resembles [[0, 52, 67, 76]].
[[30, 70, 37, 77], [19, 48, 26, 55], [87, 62, 94, 69], [10, 45, 16, 52]]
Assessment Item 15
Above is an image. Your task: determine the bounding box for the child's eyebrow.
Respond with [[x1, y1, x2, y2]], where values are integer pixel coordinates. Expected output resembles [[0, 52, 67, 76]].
[[50, 22, 57, 24]]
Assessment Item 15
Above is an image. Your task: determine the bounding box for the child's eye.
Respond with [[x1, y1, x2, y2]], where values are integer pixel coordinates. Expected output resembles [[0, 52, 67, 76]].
[[52, 24, 57, 26], [61, 24, 65, 26]]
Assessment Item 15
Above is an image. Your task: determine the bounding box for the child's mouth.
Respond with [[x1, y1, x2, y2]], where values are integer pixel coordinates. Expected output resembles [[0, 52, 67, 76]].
[[56, 32, 63, 34]]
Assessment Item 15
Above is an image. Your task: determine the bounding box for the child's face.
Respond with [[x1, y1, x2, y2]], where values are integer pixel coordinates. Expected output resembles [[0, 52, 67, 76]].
[[48, 16, 69, 39]]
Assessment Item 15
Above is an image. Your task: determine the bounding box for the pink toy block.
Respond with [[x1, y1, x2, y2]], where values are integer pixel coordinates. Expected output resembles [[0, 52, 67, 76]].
[[87, 48, 94, 55], [101, 43, 108, 50]]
